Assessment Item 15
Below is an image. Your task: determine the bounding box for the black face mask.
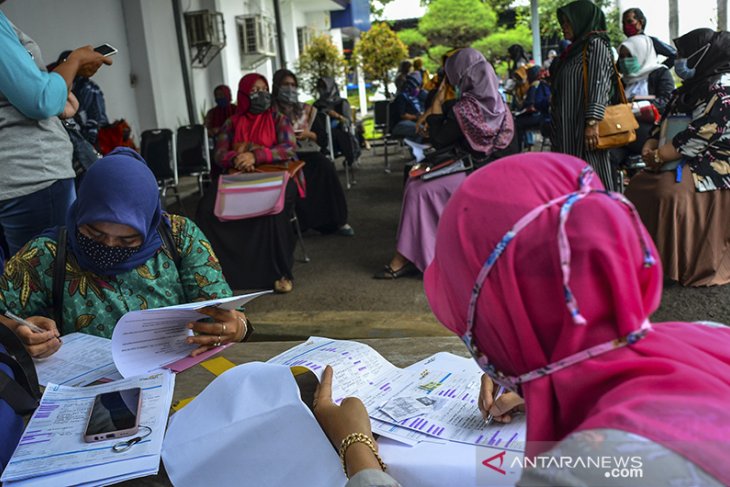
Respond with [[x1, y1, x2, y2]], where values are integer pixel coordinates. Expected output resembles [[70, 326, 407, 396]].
[[249, 91, 271, 114], [77, 230, 141, 272], [277, 86, 299, 105]]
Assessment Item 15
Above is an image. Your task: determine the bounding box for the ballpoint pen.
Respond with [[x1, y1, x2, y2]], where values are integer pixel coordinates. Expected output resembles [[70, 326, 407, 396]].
[[4, 310, 62, 342], [485, 385, 506, 426]]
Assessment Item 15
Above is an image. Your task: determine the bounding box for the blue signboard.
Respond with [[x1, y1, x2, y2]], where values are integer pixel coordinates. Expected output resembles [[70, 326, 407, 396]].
[[330, 0, 371, 31]]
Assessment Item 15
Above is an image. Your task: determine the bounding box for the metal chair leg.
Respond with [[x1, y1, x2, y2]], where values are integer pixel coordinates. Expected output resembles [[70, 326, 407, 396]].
[[290, 211, 310, 263], [344, 159, 351, 190], [171, 185, 187, 217], [384, 136, 391, 174]]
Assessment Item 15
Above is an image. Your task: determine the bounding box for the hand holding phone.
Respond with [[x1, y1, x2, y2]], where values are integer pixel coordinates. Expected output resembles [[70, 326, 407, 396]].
[[84, 387, 142, 443], [94, 43, 118, 57]]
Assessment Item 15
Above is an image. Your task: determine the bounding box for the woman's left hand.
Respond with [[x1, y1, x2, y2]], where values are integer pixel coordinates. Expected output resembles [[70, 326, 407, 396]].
[[186, 307, 248, 357], [313, 365, 374, 448], [584, 123, 600, 151]]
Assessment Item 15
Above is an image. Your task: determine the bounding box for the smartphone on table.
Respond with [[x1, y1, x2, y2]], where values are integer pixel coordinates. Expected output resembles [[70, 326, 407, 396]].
[[94, 43, 118, 57], [83, 387, 142, 443]]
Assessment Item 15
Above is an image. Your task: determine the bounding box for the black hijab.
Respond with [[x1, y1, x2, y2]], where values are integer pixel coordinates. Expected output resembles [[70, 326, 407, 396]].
[[674, 28, 730, 112], [313, 77, 341, 111]]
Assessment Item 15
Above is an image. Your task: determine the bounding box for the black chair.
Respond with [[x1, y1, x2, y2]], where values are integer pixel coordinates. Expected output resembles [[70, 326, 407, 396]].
[[140, 129, 184, 213], [176, 124, 211, 195], [372, 99, 404, 174], [323, 113, 359, 189]]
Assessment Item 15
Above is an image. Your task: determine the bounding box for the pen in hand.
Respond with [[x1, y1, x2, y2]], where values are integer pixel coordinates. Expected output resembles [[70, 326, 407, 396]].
[[485, 385, 506, 426], [4, 310, 62, 343]]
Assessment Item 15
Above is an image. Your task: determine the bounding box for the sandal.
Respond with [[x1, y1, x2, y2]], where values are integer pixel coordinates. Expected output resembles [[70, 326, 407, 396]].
[[274, 277, 293, 293], [373, 262, 418, 280]]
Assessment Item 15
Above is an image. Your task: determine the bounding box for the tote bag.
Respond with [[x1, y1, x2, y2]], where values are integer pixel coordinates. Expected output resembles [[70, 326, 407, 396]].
[[214, 171, 290, 221]]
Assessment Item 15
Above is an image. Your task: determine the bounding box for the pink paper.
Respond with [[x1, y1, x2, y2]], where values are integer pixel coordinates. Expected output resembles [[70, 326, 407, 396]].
[[163, 343, 234, 373]]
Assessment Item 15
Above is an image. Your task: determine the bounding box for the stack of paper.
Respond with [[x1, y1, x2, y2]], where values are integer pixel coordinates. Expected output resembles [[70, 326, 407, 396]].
[[32, 292, 270, 387], [1, 371, 175, 487], [112, 291, 270, 378], [267, 337, 526, 450]]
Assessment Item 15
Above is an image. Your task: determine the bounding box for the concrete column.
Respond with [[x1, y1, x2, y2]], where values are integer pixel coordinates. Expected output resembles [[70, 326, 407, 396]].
[[530, 0, 542, 66]]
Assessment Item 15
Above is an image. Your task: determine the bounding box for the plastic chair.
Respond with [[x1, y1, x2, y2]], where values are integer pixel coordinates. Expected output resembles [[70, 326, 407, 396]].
[[176, 125, 211, 195], [140, 129, 184, 213]]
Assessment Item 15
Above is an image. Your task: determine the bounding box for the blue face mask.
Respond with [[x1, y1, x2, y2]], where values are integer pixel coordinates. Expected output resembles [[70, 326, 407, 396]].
[[674, 58, 695, 80], [675, 43, 711, 81]]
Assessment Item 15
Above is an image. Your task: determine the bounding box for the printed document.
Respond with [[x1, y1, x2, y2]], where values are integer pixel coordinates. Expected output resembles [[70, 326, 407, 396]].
[[1, 371, 175, 486], [33, 333, 117, 387], [111, 291, 269, 377]]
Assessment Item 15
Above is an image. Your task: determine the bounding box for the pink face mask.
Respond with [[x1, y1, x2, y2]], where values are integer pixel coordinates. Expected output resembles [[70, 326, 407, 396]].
[[460, 166, 656, 394]]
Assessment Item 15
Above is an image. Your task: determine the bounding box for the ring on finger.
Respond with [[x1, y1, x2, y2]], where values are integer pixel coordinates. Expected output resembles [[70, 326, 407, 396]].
[[221, 323, 227, 335]]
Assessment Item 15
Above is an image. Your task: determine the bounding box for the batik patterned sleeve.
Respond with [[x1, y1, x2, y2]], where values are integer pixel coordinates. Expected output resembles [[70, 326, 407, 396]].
[[672, 85, 730, 158], [0, 238, 55, 318], [251, 111, 296, 164], [169, 215, 233, 301], [584, 37, 614, 122], [214, 119, 237, 170]]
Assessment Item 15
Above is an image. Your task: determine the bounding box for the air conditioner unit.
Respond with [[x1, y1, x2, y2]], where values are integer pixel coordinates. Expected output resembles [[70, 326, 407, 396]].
[[183, 10, 226, 68], [236, 14, 276, 69]]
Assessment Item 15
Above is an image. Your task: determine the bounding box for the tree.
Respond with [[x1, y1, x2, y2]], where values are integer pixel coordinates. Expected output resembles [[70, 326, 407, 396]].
[[668, 0, 679, 40], [296, 35, 347, 97], [398, 28, 429, 57], [473, 25, 533, 64], [718, 0, 727, 30], [420, 0, 513, 9], [515, 0, 623, 47], [353, 23, 407, 97], [419, 0, 497, 47]]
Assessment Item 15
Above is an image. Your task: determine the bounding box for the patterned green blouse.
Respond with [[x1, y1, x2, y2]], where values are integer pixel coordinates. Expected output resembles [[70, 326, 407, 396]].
[[0, 215, 232, 338]]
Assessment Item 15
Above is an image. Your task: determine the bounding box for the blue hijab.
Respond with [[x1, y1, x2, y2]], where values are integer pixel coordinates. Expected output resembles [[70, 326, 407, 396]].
[[66, 148, 164, 276], [402, 74, 423, 113]]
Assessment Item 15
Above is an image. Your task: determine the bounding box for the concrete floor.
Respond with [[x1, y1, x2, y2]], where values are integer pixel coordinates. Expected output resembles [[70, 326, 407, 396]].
[[171, 148, 729, 342]]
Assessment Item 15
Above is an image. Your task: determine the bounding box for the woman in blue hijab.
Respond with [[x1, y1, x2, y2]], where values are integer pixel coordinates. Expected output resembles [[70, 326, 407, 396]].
[[0, 148, 249, 358]]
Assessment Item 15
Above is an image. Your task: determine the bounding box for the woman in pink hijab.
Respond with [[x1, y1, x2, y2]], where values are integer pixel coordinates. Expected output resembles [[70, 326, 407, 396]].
[[423, 152, 730, 485], [313, 152, 730, 485]]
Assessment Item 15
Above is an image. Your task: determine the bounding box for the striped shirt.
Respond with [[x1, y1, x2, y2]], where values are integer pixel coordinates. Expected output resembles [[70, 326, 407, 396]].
[[551, 37, 616, 191]]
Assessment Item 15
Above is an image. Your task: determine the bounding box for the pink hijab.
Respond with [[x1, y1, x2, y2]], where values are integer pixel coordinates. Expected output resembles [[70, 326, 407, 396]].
[[424, 152, 730, 484]]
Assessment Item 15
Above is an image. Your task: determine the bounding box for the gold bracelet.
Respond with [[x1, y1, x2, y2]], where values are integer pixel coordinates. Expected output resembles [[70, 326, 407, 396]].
[[338, 432, 386, 479]]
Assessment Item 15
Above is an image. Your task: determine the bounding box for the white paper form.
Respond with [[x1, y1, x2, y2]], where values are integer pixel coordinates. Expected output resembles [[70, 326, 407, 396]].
[[33, 333, 117, 387], [378, 437, 524, 487], [112, 291, 270, 378], [162, 362, 346, 487], [1, 371, 175, 485], [374, 353, 526, 451], [266, 336, 404, 405]]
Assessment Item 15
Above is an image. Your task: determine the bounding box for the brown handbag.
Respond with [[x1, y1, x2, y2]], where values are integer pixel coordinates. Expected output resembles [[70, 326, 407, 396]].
[[582, 44, 638, 150]]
